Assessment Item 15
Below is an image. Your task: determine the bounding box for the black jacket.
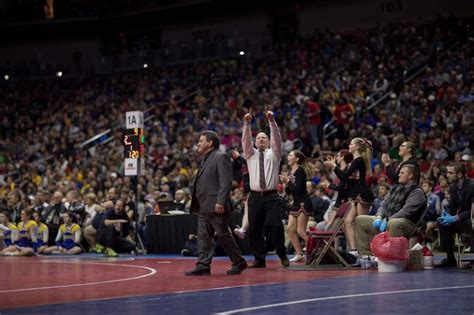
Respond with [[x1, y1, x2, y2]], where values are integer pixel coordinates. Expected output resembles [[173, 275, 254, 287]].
[[448, 178, 474, 222]]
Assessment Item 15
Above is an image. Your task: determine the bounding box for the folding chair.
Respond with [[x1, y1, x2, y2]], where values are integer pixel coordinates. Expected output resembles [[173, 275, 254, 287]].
[[408, 203, 429, 249], [460, 208, 474, 267], [306, 201, 353, 268], [455, 232, 471, 268]]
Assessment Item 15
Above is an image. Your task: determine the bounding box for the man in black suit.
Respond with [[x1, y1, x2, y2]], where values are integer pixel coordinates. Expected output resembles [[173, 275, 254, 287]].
[[436, 162, 473, 268], [185, 130, 247, 276]]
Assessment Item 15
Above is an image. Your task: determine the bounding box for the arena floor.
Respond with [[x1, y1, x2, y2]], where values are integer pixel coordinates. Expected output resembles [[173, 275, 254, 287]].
[[0, 254, 473, 314]]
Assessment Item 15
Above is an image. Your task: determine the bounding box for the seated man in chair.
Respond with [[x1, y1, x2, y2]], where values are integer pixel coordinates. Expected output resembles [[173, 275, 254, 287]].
[[353, 165, 426, 261], [436, 162, 473, 268]]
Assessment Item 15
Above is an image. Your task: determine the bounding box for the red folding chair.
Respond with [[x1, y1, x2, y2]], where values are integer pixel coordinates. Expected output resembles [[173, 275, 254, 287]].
[[306, 201, 353, 268]]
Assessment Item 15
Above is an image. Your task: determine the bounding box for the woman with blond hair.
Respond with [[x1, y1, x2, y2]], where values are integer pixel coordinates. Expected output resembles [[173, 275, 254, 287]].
[[325, 138, 374, 258], [280, 150, 313, 262]]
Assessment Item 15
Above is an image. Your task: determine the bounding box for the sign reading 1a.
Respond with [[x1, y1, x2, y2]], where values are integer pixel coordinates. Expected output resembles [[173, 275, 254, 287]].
[[126, 111, 144, 129]]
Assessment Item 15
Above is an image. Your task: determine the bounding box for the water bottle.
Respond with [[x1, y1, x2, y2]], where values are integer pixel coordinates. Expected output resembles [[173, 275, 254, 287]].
[[422, 247, 434, 270]]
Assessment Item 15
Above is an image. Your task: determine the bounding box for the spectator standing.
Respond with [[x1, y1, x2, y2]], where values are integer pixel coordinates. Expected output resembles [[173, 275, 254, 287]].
[[381, 141, 418, 183], [304, 96, 321, 146], [242, 109, 289, 268], [325, 138, 374, 258], [279, 150, 313, 263]]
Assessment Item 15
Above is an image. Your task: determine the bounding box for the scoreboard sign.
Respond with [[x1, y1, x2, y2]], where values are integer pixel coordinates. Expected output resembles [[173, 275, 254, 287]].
[[124, 111, 145, 176], [123, 128, 144, 159]]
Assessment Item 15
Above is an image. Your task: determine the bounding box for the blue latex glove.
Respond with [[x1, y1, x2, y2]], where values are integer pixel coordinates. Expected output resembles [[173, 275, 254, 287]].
[[372, 217, 382, 229], [379, 218, 388, 232], [437, 212, 457, 226]]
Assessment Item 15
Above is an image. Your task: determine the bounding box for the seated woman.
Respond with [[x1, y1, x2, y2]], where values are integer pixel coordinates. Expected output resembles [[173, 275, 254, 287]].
[[1, 209, 38, 256], [0, 211, 18, 251], [32, 211, 49, 254], [44, 211, 82, 255]]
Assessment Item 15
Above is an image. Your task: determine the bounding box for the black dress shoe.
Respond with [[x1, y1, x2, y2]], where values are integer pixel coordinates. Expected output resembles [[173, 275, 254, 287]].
[[184, 268, 211, 276], [280, 256, 290, 268], [227, 261, 248, 275], [248, 260, 266, 268], [435, 258, 457, 268]]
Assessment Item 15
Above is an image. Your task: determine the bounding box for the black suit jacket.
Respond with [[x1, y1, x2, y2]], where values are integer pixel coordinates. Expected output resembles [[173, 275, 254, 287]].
[[191, 150, 233, 214], [448, 178, 474, 222]]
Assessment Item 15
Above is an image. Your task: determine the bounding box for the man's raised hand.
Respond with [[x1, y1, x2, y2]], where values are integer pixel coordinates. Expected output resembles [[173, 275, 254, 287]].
[[243, 107, 253, 124], [265, 106, 274, 122]]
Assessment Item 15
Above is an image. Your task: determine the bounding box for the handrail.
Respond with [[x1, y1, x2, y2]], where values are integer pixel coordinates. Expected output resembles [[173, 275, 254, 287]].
[[80, 128, 112, 149], [365, 84, 388, 104], [0, 169, 21, 183], [404, 65, 428, 85], [367, 90, 392, 111], [324, 128, 337, 140], [322, 118, 337, 140]]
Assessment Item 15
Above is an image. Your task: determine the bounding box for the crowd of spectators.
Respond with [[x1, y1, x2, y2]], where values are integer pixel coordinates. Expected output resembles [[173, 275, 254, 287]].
[[0, 15, 473, 255]]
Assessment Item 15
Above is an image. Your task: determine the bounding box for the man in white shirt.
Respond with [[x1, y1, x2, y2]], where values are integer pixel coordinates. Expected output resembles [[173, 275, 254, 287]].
[[242, 109, 289, 268]]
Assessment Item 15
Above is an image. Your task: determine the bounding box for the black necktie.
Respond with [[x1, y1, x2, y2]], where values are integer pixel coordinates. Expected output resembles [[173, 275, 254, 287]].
[[259, 149, 266, 190]]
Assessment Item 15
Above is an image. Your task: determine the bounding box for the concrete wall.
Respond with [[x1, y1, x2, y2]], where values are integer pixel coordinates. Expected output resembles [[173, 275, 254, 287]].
[[161, 13, 269, 44], [0, 39, 100, 73]]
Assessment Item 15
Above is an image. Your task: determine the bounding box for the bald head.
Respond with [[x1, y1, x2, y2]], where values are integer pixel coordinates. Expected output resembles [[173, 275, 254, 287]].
[[255, 132, 270, 150]]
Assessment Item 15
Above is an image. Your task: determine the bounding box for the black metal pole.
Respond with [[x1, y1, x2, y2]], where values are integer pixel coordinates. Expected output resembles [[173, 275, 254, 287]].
[[132, 159, 145, 253]]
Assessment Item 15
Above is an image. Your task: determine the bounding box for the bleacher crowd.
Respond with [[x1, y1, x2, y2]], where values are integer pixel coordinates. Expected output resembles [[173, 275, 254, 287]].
[[0, 16, 472, 260]]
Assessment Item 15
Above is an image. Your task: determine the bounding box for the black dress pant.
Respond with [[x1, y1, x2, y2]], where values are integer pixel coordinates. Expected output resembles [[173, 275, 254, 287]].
[[46, 224, 59, 246], [97, 225, 135, 253], [438, 219, 473, 256], [247, 192, 287, 262], [196, 212, 244, 270]]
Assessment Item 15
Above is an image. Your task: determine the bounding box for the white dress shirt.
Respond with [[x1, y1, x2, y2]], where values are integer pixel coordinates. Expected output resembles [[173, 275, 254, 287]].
[[242, 120, 282, 191]]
